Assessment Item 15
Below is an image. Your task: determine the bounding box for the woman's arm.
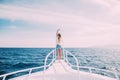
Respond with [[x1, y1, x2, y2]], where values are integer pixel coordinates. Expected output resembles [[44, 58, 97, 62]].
[[56, 29, 60, 37], [56, 29, 60, 35]]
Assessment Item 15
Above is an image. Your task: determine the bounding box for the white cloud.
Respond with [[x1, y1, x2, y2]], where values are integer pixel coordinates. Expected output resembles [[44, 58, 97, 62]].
[[0, 4, 102, 25], [91, 0, 111, 7], [90, 0, 120, 16]]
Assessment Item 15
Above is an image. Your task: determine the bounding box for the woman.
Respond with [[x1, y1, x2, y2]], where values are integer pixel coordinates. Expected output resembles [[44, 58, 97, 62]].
[[56, 29, 62, 62]]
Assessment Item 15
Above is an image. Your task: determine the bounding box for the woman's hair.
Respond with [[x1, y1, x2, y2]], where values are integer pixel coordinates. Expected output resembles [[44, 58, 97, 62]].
[[57, 33, 61, 39]]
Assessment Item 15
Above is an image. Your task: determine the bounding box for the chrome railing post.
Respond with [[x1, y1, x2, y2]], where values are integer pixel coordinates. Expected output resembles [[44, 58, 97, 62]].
[[66, 51, 69, 64], [55, 48, 57, 60], [89, 68, 92, 73], [27, 68, 32, 80], [114, 72, 119, 80], [2, 75, 6, 80], [29, 69, 32, 75], [53, 51, 55, 60], [63, 49, 65, 61]]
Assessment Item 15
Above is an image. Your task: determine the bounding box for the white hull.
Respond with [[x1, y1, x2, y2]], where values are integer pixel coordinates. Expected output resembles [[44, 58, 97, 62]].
[[11, 60, 117, 80]]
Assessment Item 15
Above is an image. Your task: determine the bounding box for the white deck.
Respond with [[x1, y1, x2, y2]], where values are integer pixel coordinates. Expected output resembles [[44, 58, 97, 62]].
[[11, 60, 117, 80]]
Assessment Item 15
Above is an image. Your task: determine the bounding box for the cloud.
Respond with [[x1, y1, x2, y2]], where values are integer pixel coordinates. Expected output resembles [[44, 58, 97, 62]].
[[91, 0, 111, 7], [91, 0, 120, 25], [0, 4, 94, 24], [0, 3, 116, 28]]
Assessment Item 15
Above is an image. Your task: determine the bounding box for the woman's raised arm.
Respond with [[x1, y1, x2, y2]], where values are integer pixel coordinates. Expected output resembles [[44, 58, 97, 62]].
[[56, 29, 60, 36]]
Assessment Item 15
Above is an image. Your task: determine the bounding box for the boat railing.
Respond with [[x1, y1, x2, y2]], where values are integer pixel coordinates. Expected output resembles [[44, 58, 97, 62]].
[[44, 49, 56, 71], [0, 66, 45, 80], [44, 48, 79, 71], [44, 48, 120, 80], [0, 49, 56, 80], [43, 49, 56, 80], [63, 49, 79, 71], [63, 49, 120, 80], [74, 65, 119, 80]]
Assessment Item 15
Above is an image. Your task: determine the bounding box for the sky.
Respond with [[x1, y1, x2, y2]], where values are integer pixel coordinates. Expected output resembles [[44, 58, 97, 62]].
[[0, 0, 120, 48]]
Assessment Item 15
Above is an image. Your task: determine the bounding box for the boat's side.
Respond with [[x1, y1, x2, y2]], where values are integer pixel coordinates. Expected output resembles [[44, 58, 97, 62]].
[[11, 60, 117, 80]]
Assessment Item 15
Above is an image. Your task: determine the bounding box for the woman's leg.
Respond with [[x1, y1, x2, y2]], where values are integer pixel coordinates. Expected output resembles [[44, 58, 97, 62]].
[[59, 49, 62, 59], [58, 49, 61, 62], [57, 50, 59, 59]]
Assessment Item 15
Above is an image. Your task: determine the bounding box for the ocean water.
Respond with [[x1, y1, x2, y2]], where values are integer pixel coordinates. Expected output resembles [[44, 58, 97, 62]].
[[0, 48, 120, 76]]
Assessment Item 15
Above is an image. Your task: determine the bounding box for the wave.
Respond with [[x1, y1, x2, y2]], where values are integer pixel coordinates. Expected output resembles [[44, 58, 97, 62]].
[[0, 57, 10, 60], [12, 62, 41, 68], [0, 70, 7, 75], [0, 61, 10, 66]]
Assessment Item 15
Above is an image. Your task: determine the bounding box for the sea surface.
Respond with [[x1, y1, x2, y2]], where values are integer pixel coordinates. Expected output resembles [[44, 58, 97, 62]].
[[0, 48, 120, 78]]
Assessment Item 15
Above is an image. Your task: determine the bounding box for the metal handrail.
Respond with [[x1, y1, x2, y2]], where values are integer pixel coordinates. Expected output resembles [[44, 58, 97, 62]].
[[0, 49, 56, 80], [72, 65, 120, 80], [0, 66, 45, 80], [43, 48, 79, 71], [63, 49, 120, 80], [44, 49, 56, 71], [43, 49, 56, 80], [63, 49, 79, 70], [63, 49, 79, 80]]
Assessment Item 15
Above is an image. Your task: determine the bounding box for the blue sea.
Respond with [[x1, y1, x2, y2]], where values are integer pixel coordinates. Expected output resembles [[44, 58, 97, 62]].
[[0, 48, 120, 76]]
